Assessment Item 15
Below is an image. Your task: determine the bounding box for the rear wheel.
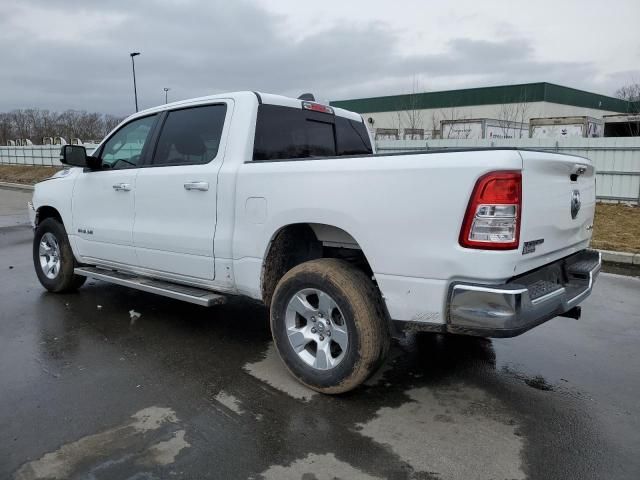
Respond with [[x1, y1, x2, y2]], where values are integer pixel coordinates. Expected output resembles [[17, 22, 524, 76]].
[[270, 258, 390, 394], [33, 218, 86, 293]]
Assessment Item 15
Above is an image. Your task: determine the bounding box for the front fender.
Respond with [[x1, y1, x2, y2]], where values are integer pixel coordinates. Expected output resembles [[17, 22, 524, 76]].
[[32, 169, 79, 229]]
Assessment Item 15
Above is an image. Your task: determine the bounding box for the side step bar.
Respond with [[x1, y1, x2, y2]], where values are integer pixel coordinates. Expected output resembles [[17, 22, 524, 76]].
[[74, 266, 226, 307]]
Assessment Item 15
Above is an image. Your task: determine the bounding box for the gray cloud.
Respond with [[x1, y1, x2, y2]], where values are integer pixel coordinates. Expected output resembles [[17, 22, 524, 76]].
[[0, 0, 632, 115]]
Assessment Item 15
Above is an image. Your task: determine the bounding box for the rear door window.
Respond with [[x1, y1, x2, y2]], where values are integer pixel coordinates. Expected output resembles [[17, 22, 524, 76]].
[[151, 104, 227, 166], [253, 104, 371, 161]]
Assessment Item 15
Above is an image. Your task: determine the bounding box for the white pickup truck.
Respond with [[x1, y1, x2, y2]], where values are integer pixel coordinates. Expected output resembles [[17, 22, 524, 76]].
[[28, 91, 600, 393]]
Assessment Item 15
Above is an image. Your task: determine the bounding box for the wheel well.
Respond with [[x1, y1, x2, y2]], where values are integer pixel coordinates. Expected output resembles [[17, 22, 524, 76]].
[[36, 206, 63, 227], [261, 223, 373, 306]]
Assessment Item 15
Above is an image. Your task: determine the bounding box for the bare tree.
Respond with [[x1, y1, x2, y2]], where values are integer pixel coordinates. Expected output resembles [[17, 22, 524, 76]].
[[429, 111, 441, 139], [103, 115, 123, 137], [517, 101, 530, 137], [396, 77, 425, 139], [10, 110, 32, 140], [496, 102, 529, 138], [613, 82, 640, 136], [0, 113, 12, 144], [439, 106, 472, 139], [495, 90, 531, 138], [615, 82, 640, 109], [496, 102, 518, 137], [0, 108, 125, 145]]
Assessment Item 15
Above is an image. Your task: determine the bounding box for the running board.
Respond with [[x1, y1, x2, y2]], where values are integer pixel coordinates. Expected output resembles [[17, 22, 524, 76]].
[[74, 266, 226, 307]]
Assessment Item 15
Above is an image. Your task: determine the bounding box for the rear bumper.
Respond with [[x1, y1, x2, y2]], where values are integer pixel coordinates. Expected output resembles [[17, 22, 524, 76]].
[[448, 249, 601, 337]]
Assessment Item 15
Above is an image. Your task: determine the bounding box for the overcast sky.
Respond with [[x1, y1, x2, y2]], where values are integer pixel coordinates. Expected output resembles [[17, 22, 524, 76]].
[[1, 0, 638, 115]]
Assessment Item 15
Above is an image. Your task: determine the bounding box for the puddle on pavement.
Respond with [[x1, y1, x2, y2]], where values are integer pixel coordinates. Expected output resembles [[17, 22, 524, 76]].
[[215, 390, 245, 415], [357, 385, 525, 480], [136, 429, 190, 467], [241, 335, 526, 480], [14, 406, 188, 480], [260, 453, 384, 480], [243, 342, 317, 401]]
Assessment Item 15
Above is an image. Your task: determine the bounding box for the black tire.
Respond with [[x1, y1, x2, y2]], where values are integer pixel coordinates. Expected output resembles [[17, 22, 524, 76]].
[[270, 258, 390, 394], [33, 218, 86, 293]]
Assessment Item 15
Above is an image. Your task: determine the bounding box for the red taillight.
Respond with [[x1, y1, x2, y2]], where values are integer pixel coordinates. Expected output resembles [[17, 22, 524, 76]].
[[459, 171, 522, 250]]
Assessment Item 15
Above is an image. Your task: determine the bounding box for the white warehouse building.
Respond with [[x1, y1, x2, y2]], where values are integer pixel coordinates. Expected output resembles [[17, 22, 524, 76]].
[[330, 82, 631, 140]]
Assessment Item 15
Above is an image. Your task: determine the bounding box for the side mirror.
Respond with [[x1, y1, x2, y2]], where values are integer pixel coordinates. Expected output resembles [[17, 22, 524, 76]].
[[60, 145, 87, 167], [60, 145, 101, 169]]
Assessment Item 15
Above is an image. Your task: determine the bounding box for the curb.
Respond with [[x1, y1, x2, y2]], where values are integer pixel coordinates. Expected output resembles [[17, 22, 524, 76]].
[[0, 182, 34, 191], [598, 249, 640, 266]]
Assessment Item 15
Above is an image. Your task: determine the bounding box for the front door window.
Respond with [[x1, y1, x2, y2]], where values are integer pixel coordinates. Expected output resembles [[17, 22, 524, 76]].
[[100, 115, 157, 169]]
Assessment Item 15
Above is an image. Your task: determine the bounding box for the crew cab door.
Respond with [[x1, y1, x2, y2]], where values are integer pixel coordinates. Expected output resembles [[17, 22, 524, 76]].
[[72, 114, 158, 265], [133, 102, 230, 280]]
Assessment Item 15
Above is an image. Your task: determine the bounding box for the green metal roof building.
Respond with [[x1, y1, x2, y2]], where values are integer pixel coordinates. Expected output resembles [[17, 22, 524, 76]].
[[330, 82, 630, 139], [331, 82, 630, 114]]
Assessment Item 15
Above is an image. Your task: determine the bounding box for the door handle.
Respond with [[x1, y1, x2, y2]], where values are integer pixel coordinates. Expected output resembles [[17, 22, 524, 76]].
[[184, 181, 209, 191], [112, 183, 131, 191]]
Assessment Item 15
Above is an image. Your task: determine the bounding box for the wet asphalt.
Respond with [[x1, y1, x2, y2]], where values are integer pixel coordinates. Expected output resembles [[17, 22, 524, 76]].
[[1, 187, 640, 480]]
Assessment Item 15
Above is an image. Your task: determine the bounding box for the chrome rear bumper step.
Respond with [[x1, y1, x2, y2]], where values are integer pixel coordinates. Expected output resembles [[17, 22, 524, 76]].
[[74, 266, 226, 307], [447, 249, 601, 337]]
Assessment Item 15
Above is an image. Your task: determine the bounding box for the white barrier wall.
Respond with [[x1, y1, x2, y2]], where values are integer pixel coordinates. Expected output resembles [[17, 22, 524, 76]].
[[1, 139, 639, 203], [0, 144, 99, 167], [376, 137, 640, 204]]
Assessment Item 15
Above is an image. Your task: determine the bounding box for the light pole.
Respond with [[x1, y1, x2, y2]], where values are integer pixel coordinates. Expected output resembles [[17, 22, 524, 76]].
[[164, 87, 170, 104], [129, 52, 140, 112]]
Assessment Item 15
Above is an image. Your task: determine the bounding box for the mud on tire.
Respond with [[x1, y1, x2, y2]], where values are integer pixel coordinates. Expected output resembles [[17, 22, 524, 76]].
[[270, 258, 390, 394], [33, 218, 86, 293]]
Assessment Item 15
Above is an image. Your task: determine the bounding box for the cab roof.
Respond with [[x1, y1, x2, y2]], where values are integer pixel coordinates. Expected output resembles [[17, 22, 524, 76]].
[[130, 91, 363, 123]]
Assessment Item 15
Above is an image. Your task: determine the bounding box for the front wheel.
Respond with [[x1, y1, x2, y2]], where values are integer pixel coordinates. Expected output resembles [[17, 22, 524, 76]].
[[33, 218, 86, 293], [270, 258, 390, 394]]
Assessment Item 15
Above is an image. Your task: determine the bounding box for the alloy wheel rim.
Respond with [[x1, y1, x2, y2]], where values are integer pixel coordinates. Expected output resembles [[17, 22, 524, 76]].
[[284, 288, 349, 370], [39, 232, 61, 280]]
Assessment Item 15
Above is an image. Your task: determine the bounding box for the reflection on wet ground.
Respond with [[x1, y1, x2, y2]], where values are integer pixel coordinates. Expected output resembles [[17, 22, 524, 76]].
[[2, 224, 639, 479]]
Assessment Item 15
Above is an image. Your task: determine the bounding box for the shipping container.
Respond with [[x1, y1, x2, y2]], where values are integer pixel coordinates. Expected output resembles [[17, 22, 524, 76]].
[[440, 118, 528, 140], [403, 128, 424, 140], [603, 114, 640, 137], [374, 128, 399, 140], [529, 116, 603, 138]]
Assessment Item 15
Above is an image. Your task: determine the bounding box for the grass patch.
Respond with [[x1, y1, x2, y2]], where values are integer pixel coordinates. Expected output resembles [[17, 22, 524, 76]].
[[592, 203, 640, 254], [0, 164, 62, 184]]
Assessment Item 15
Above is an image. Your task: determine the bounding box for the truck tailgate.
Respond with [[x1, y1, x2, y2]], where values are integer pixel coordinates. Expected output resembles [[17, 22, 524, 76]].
[[515, 150, 595, 275]]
